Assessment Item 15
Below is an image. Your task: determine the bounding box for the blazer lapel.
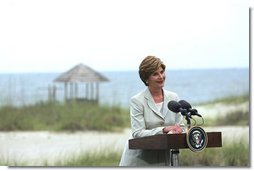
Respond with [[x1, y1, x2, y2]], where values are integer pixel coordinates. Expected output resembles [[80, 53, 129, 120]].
[[161, 90, 170, 117], [144, 88, 164, 120]]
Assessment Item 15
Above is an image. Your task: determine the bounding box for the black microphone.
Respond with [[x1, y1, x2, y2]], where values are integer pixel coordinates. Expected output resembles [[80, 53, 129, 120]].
[[179, 100, 202, 117], [167, 100, 188, 115], [178, 100, 192, 110], [189, 109, 202, 117]]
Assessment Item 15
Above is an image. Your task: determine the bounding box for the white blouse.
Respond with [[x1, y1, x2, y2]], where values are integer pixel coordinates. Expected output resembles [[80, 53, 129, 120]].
[[155, 101, 164, 117]]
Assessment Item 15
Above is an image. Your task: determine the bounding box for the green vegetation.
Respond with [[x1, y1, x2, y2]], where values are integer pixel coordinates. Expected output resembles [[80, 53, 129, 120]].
[[215, 109, 248, 126], [0, 101, 130, 132], [197, 93, 249, 106], [179, 139, 249, 166], [55, 149, 122, 167], [0, 93, 249, 132], [0, 94, 249, 167], [3, 139, 249, 167], [196, 93, 249, 127], [198, 109, 249, 127]]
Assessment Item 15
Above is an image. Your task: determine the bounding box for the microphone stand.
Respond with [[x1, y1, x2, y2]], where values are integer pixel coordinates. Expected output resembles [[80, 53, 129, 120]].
[[179, 109, 192, 130], [185, 112, 192, 130], [170, 110, 191, 167]]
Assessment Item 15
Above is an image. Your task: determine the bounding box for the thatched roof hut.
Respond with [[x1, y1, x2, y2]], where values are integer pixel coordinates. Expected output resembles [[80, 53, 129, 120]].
[[53, 63, 109, 103]]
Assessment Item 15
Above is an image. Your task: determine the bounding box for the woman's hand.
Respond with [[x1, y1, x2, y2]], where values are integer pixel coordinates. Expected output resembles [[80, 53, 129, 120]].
[[162, 124, 183, 134]]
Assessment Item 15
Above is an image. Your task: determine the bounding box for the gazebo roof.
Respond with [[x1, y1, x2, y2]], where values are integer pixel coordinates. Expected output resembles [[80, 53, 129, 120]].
[[54, 63, 109, 83]]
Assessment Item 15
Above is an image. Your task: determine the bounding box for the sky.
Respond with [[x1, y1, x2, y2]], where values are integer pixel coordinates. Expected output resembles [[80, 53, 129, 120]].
[[0, 0, 250, 73]]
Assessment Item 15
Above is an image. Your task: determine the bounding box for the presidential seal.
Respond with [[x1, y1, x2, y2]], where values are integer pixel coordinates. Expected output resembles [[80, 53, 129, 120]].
[[186, 126, 208, 152]]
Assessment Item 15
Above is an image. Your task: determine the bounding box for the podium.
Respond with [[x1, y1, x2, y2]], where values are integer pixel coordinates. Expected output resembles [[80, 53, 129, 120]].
[[129, 132, 222, 166]]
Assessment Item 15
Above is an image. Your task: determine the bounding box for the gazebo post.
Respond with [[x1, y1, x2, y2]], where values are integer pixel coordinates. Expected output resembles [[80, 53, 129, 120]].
[[53, 84, 56, 101], [48, 85, 52, 101], [87, 83, 90, 100], [70, 83, 73, 100], [91, 82, 94, 101], [64, 82, 68, 102], [75, 83, 78, 99], [96, 82, 99, 103]]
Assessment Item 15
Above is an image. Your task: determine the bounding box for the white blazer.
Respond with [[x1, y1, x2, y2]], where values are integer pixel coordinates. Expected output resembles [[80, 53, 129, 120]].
[[119, 88, 184, 166]]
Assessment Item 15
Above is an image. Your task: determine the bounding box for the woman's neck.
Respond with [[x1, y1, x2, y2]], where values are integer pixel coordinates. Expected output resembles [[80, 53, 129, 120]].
[[149, 87, 164, 103]]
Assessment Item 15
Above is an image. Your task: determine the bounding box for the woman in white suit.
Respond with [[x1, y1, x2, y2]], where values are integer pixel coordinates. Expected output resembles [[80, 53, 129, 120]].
[[119, 56, 185, 166]]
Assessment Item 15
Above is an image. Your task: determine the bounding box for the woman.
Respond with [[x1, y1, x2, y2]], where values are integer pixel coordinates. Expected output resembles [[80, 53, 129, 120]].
[[119, 56, 185, 166]]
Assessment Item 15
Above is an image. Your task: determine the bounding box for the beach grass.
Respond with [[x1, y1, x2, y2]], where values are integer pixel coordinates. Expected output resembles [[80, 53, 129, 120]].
[[2, 137, 249, 167], [0, 93, 249, 132], [54, 149, 122, 167], [0, 101, 130, 132], [22, 138, 247, 167], [214, 109, 248, 126], [197, 93, 249, 106], [202, 102, 249, 127], [179, 138, 249, 167], [197, 108, 249, 127], [0, 94, 249, 167]]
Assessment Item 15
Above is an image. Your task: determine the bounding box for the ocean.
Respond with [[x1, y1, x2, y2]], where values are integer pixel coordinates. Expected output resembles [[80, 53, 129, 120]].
[[0, 68, 249, 108]]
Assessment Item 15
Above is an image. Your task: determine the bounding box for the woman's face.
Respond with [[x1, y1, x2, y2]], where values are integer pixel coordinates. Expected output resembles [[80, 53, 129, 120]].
[[147, 67, 166, 89]]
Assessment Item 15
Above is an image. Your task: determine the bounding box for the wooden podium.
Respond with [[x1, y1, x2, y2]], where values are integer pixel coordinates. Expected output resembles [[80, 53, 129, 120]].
[[129, 132, 222, 166]]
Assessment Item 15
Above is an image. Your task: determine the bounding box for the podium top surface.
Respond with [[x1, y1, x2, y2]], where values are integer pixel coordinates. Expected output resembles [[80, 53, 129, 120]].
[[129, 132, 222, 150]]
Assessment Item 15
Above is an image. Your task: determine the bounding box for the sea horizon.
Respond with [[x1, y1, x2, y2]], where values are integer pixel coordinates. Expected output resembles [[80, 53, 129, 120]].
[[0, 68, 249, 107]]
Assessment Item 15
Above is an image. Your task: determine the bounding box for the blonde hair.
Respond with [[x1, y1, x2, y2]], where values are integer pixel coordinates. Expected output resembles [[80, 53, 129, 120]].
[[139, 56, 166, 86]]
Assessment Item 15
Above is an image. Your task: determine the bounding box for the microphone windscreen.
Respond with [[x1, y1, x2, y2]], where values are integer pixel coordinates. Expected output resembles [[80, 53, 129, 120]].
[[179, 100, 192, 109], [167, 100, 181, 113]]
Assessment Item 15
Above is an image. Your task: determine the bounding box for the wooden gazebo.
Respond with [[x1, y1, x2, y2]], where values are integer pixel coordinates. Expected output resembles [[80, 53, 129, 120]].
[[53, 63, 109, 103]]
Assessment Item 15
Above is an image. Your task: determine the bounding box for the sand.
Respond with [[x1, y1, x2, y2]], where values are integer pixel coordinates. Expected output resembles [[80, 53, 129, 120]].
[[0, 129, 130, 166]]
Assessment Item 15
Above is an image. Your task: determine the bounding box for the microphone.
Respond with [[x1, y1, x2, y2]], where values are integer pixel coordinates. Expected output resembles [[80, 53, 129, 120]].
[[189, 109, 202, 117], [178, 100, 191, 110], [167, 100, 188, 115], [179, 100, 202, 117]]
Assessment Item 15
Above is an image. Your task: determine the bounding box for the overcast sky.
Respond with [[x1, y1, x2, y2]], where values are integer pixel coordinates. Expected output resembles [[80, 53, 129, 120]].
[[0, 0, 249, 73]]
